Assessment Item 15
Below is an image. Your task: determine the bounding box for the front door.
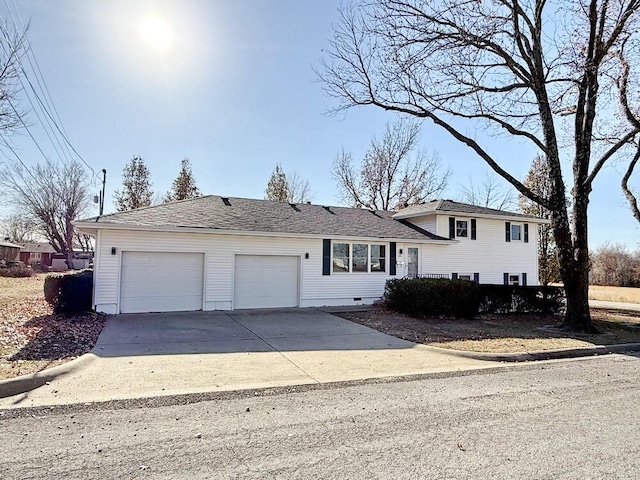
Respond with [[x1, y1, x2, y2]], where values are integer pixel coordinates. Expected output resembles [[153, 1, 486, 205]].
[[407, 247, 419, 277]]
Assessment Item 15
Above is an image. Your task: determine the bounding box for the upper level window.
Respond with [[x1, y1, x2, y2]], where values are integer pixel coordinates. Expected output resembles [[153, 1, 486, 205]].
[[332, 242, 386, 273], [511, 224, 522, 241], [509, 274, 520, 286], [456, 220, 468, 237]]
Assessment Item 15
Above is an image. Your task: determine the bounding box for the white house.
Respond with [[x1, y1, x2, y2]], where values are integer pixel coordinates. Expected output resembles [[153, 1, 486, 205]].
[[75, 196, 548, 314]]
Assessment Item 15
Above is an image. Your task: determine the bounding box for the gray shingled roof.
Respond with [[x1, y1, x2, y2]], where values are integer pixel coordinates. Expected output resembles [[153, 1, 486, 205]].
[[80, 196, 450, 241], [394, 199, 539, 220]]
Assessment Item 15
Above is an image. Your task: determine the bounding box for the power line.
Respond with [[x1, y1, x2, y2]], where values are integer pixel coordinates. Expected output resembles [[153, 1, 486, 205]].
[[4, 0, 97, 180]]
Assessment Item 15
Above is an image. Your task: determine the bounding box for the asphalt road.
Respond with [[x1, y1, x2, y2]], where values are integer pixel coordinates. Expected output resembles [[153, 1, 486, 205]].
[[1, 355, 639, 479]]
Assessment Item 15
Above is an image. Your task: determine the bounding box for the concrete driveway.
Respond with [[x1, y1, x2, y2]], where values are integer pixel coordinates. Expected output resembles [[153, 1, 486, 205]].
[[2, 309, 494, 408]]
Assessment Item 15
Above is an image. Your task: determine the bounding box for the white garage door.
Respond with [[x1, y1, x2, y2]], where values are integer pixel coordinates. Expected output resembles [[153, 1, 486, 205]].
[[234, 255, 299, 309], [120, 251, 204, 313]]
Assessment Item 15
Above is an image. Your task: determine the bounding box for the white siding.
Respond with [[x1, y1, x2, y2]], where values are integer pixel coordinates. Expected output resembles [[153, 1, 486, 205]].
[[405, 214, 437, 234], [421, 215, 539, 285], [94, 230, 397, 313]]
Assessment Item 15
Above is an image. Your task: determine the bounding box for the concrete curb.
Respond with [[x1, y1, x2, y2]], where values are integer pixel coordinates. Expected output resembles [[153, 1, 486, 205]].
[[0, 353, 97, 399], [422, 342, 640, 362]]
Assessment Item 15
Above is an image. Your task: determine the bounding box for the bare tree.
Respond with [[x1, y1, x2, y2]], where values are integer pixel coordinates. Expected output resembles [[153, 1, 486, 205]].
[[334, 118, 450, 210], [0, 20, 28, 136], [0, 159, 91, 268], [288, 171, 313, 203], [618, 45, 640, 223], [265, 164, 314, 203], [0, 213, 38, 243], [590, 243, 639, 287], [318, 0, 640, 332], [458, 172, 517, 211]]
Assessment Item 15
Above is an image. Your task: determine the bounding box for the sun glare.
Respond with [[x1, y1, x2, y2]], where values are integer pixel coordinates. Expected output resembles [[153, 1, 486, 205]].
[[139, 15, 174, 49]]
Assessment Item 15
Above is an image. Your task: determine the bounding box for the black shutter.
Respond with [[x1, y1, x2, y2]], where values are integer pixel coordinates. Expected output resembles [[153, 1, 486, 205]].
[[503, 273, 509, 285], [449, 217, 455, 239], [471, 219, 477, 240], [452, 273, 458, 280], [322, 239, 331, 275], [524, 223, 529, 243], [389, 242, 397, 276], [522, 272, 527, 286], [473, 272, 479, 283], [505, 222, 511, 242]]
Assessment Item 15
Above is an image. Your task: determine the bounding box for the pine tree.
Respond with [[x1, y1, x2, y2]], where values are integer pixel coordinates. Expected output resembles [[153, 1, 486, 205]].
[[265, 164, 290, 202], [114, 156, 154, 211], [165, 158, 201, 202], [519, 155, 561, 285]]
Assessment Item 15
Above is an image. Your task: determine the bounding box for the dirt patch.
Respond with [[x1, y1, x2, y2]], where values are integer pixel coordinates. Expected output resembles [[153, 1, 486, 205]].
[[336, 308, 640, 353], [0, 274, 107, 380]]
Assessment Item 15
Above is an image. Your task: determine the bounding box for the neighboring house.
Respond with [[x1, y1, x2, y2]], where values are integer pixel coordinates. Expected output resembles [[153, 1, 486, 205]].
[[19, 242, 93, 271], [75, 196, 548, 315], [0, 241, 22, 264], [19, 242, 55, 268]]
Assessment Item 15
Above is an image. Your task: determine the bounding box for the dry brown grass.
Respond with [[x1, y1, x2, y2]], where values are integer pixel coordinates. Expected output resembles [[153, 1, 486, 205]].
[[338, 307, 640, 353], [0, 273, 106, 380], [588, 285, 640, 304]]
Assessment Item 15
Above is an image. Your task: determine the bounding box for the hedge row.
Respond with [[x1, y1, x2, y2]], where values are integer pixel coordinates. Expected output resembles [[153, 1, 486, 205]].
[[384, 278, 482, 318], [384, 278, 564, 318], [44, 270, 93, 314], [479, 284, 564, 315]]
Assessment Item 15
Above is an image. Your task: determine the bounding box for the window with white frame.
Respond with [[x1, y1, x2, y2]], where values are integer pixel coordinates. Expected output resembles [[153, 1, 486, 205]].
[[511, 224, 522, 241], [509, 274, 520, 286], [332, 242, 387, 273], [456, 220, 468, 237], [458, 274, 471, 281]]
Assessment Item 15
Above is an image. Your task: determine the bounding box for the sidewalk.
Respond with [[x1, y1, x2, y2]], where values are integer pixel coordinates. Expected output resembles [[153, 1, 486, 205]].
[[589, 300, 640, 312]]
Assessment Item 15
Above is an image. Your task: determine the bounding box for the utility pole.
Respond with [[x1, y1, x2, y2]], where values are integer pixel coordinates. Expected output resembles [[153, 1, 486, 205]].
[[99, 169, 106, 216]]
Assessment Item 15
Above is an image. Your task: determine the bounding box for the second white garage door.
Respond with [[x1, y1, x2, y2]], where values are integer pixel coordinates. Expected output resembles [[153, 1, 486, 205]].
[[120, 251, 204, 313], [234, 255, 299, 309]]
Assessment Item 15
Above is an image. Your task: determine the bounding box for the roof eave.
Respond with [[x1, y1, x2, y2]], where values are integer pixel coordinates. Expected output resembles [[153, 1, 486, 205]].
[[73, 221, 455, 244]]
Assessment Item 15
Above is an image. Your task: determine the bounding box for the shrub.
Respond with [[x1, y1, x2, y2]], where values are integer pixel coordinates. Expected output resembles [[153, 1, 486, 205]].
[[0, 266, 35, 278], [479, 285, 564, 315], [44, 270, 93, 314], [384, 278, 482, 318]]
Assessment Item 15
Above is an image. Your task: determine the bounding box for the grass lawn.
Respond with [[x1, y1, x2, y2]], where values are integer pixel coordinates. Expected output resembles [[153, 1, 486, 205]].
[[588, 285, 640, 304], [337, 307, 640, 353], [0, 273, 106, 380]]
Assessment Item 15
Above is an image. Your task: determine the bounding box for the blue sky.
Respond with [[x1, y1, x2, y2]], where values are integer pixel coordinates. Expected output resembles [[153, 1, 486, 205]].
[[1, 0, 638, 249]]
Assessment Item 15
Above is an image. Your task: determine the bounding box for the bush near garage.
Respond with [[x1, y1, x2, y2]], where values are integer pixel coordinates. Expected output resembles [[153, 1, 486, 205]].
[[479, 284, 564, 315], [384, 278, 482, 318], [44, 270, 93, 314]]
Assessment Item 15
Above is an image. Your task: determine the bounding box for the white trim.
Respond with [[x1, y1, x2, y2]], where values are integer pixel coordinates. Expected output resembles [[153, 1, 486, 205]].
[[73, 222, 456, 245], [392, 210, 550, 224], [330, 240, 389, 275]]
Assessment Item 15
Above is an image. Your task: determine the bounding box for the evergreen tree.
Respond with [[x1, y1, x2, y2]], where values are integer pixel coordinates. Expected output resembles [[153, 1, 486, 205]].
[[165, 158, 201, 202], [265, 164, 290, 202], [519, 155, 561, 285], [114, 156, 154, 211]]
